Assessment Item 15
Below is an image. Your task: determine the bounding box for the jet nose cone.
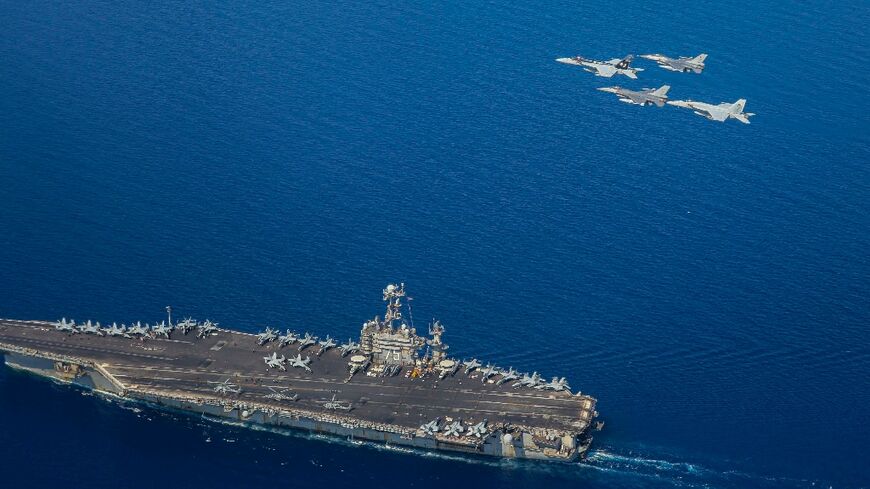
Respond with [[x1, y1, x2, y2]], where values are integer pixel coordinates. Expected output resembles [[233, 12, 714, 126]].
[[555, 57, 572, 64]]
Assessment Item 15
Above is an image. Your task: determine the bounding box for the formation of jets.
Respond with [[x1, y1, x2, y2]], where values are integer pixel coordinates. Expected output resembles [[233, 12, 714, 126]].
[[455, 358, 572, 392], [557, 52, 754, 123]]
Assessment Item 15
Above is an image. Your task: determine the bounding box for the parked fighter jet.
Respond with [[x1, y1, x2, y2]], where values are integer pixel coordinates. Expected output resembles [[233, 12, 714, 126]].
[[152, 321, 173, 338], [339, 339, 360, 357], [542, 376, 571, 392], [443, 420, 465, 437], [640, 53, 707, 74], [556, 54, 643, 79], [288, 353, 312, 372], [128, 321, 150, 336], [316, 336, 336, 356], [263, 352, 287, 371], [320, 394, 352, 411], [496, 367, 519, 385], [177, 317, 197, 335], [257, 327, 279, 345], [197, 320, 218, 338], [513, 371, 542, 389], [78, 320, 104, 336], [297, 333, 317, 351], [479, 364, 499, 383], [278, 329, 299, 347], [213, 378, 241, 395], [420, 418, 441, 436], [55, 318, 79, 334], [463, 358, 481, 374], [667, 98, 754, 123], [598, 85, 670, 107], [104, 323, 131, 338], [466, 419, 488, 439]]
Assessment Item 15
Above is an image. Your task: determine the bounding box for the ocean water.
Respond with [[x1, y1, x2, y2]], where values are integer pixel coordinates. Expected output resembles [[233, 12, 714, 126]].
[[1, 1, 868, 487]]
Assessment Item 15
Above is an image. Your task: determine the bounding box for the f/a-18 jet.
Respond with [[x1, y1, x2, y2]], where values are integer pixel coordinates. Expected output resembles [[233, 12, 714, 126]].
[[339, 339, 360, 357], [197, 320, 218, 338], [55, 318, 79, 334], [257, 327, 279, 345], [177, 317, 197, 335], [541, 376, 571, 392], [463, 358, 481, 374], [556, 54, 643, 79], [420, 418, 440, 436], [152, 321, 173, 338], [297, 333, 317, 351], [513, 371, 542, 389], [263, 352, 287, 371], [443, 420, 465, 437], [288, 353, 312, 372], [496, 367, 519, 385], [598, 85, 670, 107], [640, 53, 707, 74], [78, 320, 103, 336], [466, 419, 488, 439], [316, 335, 336, 356], [479, 364, 499, 383], [104, 323, 131, 338], [667, 98, 754, 123], [278, 329, 298, 347], [128, 321, 150, 336]]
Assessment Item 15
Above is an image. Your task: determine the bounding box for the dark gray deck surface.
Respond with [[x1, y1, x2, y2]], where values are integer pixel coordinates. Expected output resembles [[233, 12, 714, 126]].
[[0, 319, 595, 433]]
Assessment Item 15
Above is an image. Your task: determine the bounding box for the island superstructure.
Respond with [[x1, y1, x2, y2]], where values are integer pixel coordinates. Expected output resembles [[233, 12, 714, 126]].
[[0, 284, 600, 461]]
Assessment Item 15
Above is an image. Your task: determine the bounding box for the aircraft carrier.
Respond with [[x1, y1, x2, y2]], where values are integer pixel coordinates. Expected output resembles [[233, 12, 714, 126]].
[[0, 284, 600, 461]]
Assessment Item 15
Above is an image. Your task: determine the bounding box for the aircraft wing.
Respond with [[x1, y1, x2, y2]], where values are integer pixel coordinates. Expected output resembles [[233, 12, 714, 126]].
[[592, 64, 616, 77]]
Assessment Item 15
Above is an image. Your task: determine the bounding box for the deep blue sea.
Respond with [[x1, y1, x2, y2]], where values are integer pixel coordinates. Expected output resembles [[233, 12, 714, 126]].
[[1, 1, 868, 487]]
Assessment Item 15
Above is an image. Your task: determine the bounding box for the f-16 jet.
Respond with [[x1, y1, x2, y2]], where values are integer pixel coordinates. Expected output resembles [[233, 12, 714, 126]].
[[152, 321, 173, 338], [128, 321, 150, 336], [556, 54, 643, 79], [316, 336, 336, 356], [419, 418, 440, 436], [339, 339, 360, 357], [197, 320, 218, 338], [263, 352, 287, 371], [466, 419, 488, 439], [213, 378, 241, 395], [257, 327, 279, 345], [177, 317, 197, 335], [55, 318, 79, 334], [463, 358, 481, 374], [297, 333, 317, 351], [443, 420, 465, 437], [598, 85, 670, 107], [496, 367, 519, 385], [479, 364, 499, 383], [278, 329, 298, 347], [78, 320, 104, 336], [667, 98, 754, 123], [640, 53, 707, 74], [288, 353, 312, 372], [103, 323, 131, 338]]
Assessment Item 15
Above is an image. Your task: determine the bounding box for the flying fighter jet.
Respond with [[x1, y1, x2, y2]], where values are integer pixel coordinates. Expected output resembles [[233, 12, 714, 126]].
[[263, 352, 287, 371], [556, 54, 643, 79], [197, 320, 218, 338], [598, 85, 670, 107], [152, 321, 173, 338], [297, 333, 317, 351], [466, 419, 489, 439], [542, 376, 571, 392], [443, 420, 465, 437], [288, 353, 312, 372], [128, 321, 150, 336], [54, 318, 79, 334], [640, 53, 707, 74], [338, 339, 360, 357], [496, 367, 519, 385], [513, 371, 542, 389], [667, 98, 754, 123], [78, 320, 104, 336], [177, 317, 197, 335], [316, 336, 336, 356], [213, 378, 241, 395], [479, 364, 499, 383], [463, 358, 481, 374], [419, 418, 441, 436], [104, 322, 131, 338], [257, 327, 279, 345], [278, 329, 299, 347]]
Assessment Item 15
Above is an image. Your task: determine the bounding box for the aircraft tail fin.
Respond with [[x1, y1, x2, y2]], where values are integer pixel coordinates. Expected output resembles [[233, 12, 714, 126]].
[[652, 85, 670, 97], [614, 55, 634, 70], [731, 99, 747, 113], [692, 53, 708, 63]]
